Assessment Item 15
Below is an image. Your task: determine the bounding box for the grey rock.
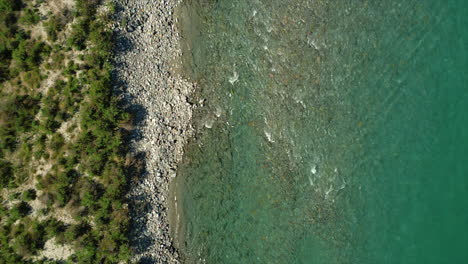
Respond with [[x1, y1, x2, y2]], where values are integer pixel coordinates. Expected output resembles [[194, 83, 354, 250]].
[[112, 0, 195, 263]]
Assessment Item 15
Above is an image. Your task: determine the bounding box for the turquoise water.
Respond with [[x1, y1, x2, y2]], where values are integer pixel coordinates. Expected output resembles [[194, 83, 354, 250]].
[[173, 0, 468, 263]]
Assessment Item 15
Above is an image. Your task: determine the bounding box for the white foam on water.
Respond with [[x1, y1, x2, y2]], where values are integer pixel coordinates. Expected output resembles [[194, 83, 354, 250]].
[[308, 175, 314, 186], [229, 71, 239, 84], [311, 164, 317, 174], [264, 130, 275, 142], [307, 34, 319, 50], [215, 106, 222, 117], [338, 179, 347, 191], [204, 117, 214, 128], [294, 97, 306, 108], [325, 185, 334, 200]]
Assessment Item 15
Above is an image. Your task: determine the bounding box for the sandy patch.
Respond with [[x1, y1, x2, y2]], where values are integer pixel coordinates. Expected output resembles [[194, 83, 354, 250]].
[[41, 70, 61, 95], [46, 0, 75, 15], [36, 237, 74, 261]]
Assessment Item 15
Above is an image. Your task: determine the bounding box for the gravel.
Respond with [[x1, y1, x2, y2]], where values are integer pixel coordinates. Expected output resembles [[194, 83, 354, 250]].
[[112, 0, 194, 263]]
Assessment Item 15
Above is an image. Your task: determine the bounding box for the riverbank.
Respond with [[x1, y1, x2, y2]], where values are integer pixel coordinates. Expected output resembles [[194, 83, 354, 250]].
[[112, 0, 195, 263]]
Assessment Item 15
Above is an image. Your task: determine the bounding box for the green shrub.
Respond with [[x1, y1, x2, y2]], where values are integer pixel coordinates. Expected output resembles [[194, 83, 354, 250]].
[[0, 159, 14, 188], [0, 1, 132, 262], [49, 51, 65, 69], [11, 40, 27, 70], [26, 41, 50, 68], [19, 8, 39, 25], [10, 201, 31, 220], [44, 15, 61, 41], [10, 220, 46, 256], [67, 19, 88, 50], [55, 185, 70, 207], [64, 222, 90, 242], [0, 0, 22, 12], [22, 188, 36, 201], [22, 69, 42, 89], [43, 218, 64, 239], [0, 94, 41, 151], [8, 191, 20, 200], [49, 133, 65, 152]]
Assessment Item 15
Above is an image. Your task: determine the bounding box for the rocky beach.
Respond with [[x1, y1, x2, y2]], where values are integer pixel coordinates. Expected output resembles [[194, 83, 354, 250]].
[[112, 0, 194, 263]]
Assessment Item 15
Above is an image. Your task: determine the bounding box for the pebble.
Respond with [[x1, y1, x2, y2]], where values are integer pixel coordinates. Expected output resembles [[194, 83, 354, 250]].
[[113, 0, 195, 263]]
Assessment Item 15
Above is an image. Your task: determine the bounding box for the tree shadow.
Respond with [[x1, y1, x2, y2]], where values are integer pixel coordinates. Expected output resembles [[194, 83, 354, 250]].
[[138, 256, 156, 264], [114, 34, 134, 54]]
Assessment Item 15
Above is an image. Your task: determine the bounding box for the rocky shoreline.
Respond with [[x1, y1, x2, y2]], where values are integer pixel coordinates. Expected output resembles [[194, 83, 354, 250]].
[[112, 0, 194, 263]]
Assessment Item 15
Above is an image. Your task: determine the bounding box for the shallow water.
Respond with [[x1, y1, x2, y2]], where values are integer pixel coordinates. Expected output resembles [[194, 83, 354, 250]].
[[173, 0, 468, 263]]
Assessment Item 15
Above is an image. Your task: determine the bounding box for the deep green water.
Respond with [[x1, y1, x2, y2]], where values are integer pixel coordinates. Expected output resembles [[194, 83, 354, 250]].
[[173, 0, 468, 263]]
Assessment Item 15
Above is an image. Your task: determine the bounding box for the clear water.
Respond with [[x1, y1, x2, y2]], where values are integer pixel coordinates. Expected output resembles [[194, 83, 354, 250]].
[[173, 0, 468, 263]]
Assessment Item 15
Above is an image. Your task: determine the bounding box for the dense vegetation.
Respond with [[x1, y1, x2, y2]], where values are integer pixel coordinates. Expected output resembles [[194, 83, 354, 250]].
[[0, 0, 133, 263]]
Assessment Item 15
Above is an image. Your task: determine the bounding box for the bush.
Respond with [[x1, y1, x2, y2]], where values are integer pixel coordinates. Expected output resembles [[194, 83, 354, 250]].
[[11, 40, 27, 70], [10, 201, 31, 220], [0, 159, 14, 188], [0, 95, 41, 151], [49, 51, 65, 68], [67, 19, 88, 50], [8, 191, 20, 200], [49, 133, 65, 152], [0, 1, 132, 262], [44, 218, 66, 238], [44, 15, 61, 41], [22, 188, 36, 201], [55, 184, 70, 207], [22, 69, 42, 89], [26, 41, 50, 68], [10, 220, 46, 256], [19, 8, 39, 25], [64, 222, 90, 242], [0, 0, 22, 12]]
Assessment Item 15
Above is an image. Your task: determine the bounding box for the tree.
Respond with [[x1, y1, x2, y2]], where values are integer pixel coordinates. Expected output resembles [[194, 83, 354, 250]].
[[0, 0, 22, 12], [10, 201, 31, 221], [19, 8, 39, 25], [22, 189, 36, 201], [0, 159, 14, 188]]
